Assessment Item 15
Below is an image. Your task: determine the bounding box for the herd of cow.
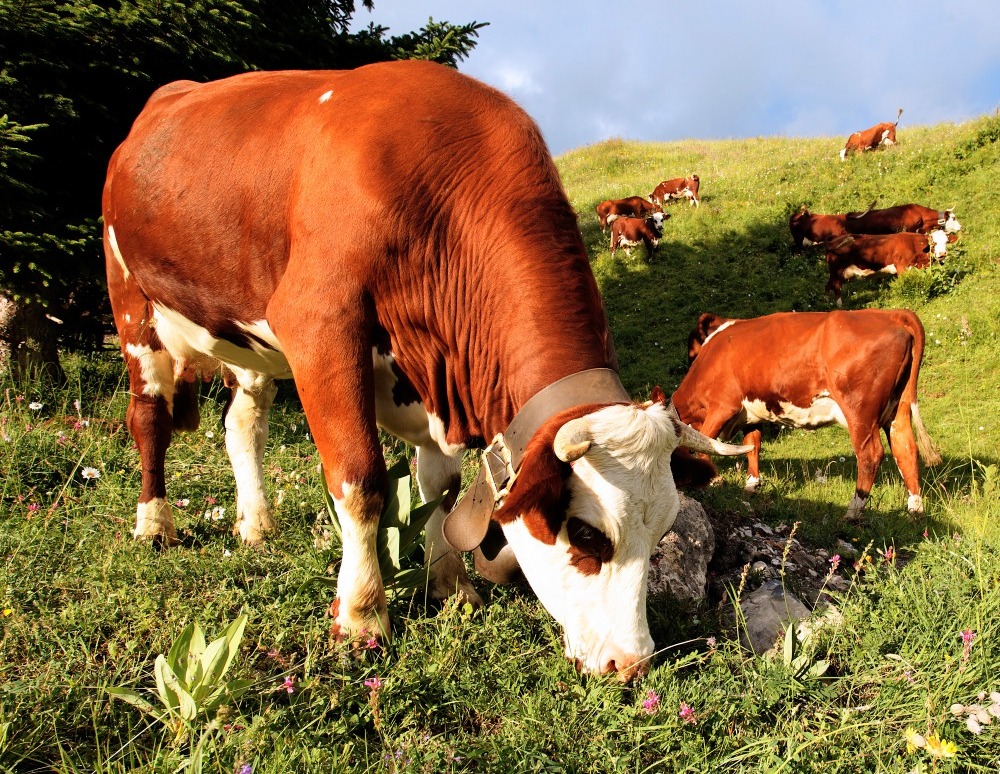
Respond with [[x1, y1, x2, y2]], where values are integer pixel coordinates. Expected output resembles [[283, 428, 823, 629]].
[[101, 61, 953, 680]]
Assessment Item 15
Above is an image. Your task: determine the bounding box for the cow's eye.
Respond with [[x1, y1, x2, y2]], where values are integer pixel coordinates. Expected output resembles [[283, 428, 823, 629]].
[[567, 517, 613, 576]]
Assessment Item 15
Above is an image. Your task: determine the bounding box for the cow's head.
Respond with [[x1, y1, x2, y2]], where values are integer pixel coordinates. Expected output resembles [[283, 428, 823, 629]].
[[789, 205, 812, 245], [928, 229, 950, 260], [943, 210, 962, 234], [687, 312, 732, 363], [490, 389, 749, 680], [650, 211, 668, 231]]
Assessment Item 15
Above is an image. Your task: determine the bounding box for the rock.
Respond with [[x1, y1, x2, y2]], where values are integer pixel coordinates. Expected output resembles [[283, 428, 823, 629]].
[[738, 579, 813, 654], [647, 495, 715, 601]]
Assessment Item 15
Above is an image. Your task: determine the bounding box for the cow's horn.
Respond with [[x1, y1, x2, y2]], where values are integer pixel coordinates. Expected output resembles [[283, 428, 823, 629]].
[[666, 402, 753, 456], [554, 417, 592, 462]]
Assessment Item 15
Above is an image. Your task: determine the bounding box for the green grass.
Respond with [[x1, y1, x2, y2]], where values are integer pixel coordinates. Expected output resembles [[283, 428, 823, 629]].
[[2, 116, 1000, 772]]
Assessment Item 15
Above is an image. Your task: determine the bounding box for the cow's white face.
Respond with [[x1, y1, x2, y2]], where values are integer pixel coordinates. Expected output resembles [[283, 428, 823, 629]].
[[500, 402, 683, 679], [929, 229, 949, 259], [650, 212, 666, 230], [944, 211, 962, 233]]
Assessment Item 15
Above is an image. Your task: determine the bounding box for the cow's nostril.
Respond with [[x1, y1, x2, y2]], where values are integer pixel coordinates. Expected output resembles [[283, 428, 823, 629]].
[[603, 659, 618, 675]]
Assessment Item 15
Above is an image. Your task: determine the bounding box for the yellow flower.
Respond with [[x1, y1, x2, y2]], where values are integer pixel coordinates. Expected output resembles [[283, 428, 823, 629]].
[[1, 608, 12, 617], [904, 728, 926, 753], [924, 732, 957, 758]]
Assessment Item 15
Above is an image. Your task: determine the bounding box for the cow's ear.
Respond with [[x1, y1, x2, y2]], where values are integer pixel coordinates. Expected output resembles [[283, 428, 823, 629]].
[[650, 385, 668, 405]]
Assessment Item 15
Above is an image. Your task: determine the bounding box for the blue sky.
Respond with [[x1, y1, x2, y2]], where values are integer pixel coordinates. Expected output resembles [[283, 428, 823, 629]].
[[353, 1, 1000, 156]]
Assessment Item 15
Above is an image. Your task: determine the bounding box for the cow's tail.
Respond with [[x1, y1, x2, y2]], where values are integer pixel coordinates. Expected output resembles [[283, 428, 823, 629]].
[[900, 311, 942, 466], [172, 378, 201, 431], [895, 107, 903, 126]]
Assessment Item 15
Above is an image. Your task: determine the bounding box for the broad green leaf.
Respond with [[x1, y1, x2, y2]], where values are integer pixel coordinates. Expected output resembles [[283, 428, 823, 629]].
[[166, 623, 196, 679], [105, 686, 158, 717], [154, 655, 182, 714], [399, 492, 445, 551], [184, 622, 207, 686], [191, 637, 229, 704]]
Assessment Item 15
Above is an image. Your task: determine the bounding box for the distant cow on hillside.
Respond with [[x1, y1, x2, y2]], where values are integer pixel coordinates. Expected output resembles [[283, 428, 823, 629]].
[[824, 231, 953, 306], [674, 309, 941, 519], [649, 175, 700, 207], [610, 213, 668, 260], [841, 108, 902, 160], [595, 197, 662, 232]]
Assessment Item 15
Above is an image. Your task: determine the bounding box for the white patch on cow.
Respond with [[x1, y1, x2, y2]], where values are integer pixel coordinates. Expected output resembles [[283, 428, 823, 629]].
[[651, 212, 665, 229], [944, 212, 962, 233], [929, 229, 948, 259], [880, 130, 895, 146], [151, 304, 293, 379], [801, 237, 818, 247], [606, 213, 620, 226], [741, 393, 847, 430], [224, 366, 277, 544], [501, 402, 683, 676], [134, 497, 175, 541], [700, 320, 736, 351], [106, 225, 130, 280], [840, 148, 847, 161], [907, 492, 924, 514], [236, 319, 286, 356], [744, 474, 760, 492], [846, 492, 868, 520], [124, 343, 175, 409], [319, 89, 334, 103], [842, 263, 897, 279]]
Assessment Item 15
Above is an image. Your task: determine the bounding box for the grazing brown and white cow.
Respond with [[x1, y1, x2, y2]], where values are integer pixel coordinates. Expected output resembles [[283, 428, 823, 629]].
[[824, 231, 952, 306], [649, 175, 700, 207], [104, 61, 749, 680], [595, 196, 662, 231], [843, 204, 962, 236], [840, 108, 903, 160], [789, 204, 961, 250], [674, 309, 941, 519], [610, 212, 668, 260]]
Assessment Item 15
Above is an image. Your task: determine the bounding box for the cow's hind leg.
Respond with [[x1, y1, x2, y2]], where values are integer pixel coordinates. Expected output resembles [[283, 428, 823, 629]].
[[223, 367, 278, 544], [415, 443, 484, 607], [106, 235, 178, 544], [883, 400, 923, 515], [846, 421, 885, 520]]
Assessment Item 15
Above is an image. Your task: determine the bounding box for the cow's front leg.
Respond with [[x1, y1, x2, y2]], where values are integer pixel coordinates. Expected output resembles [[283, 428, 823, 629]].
[[223, 367, 278, 544], [415, 444, 484, 607]]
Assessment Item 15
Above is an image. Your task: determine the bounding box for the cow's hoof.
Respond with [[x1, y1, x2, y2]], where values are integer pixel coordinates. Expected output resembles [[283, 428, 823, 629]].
[[232, 512, 276, 546], [328, 598, 391, 644], [743, 476, 760, 494], [133, 498, 179, 546]]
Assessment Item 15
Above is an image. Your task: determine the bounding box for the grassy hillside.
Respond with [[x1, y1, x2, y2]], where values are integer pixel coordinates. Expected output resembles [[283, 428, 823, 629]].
[[1, 117, 999, 773]]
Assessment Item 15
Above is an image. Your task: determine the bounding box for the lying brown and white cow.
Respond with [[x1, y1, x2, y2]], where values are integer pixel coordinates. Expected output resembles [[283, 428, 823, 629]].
[[789, 204, 961, 250], [843, 203, 962, 236], [610, 212, 668, 260], [824, 230, 952, 306], [595, 196, 662, 232], [674, 309, 941, 519], [103, 61, 749, 680], [840, 108, 902, 160], [649, 175, 700, 207]]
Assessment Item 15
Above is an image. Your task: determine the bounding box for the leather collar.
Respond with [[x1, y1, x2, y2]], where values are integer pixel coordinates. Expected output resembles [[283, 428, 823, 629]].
[[442, 367, 629, 552]]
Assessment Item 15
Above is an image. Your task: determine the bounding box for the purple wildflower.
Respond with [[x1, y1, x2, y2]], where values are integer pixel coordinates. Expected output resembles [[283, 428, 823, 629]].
[[679, 701, 697, 724], [283, 675, 295, 694], [642, 689, 660, 714], [365, 676, 383, 692]]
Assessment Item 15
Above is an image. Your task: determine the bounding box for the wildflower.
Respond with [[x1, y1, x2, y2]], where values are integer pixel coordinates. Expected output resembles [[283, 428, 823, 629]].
[[641, 689, 660, 714], [882, 546, 895, 564], [28, 402, 43, 411], [223, 549, 232, 558], [15, 395, 23, 403], [967, 715, 983, 735], [829, 554, 841, 572], [81, 467, 101, 480], [923, 733, 956, 758], [283, 675, 295, 694], [206, 496, 217, 505], [961, 629, 976, 663], [679, 701, 697, 724], [365, 635, 380, 650], [27, 502, 40, 513], [175, 498, 190, 508], [238, 765, 253, 774], [364, 676, 383, 693], [2, 608, 12, 617], [706, 636, 717, 650], [904, 728, 926, 753], [56, 432, 69, 446], [73, 399, 81, 414], [205, 430, 215, 439]]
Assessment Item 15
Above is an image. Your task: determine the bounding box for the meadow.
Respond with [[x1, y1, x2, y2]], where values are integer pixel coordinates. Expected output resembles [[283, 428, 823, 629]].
[[1, 115, 998, 773]]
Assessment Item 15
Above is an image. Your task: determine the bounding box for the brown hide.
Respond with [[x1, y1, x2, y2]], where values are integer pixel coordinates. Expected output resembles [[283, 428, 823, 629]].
[[788, 206, 849, 250], [672, 309, 938, 516], [824, 232, 933, 304], [595, 196, 661, 230], [843, 121, 897, 154]]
